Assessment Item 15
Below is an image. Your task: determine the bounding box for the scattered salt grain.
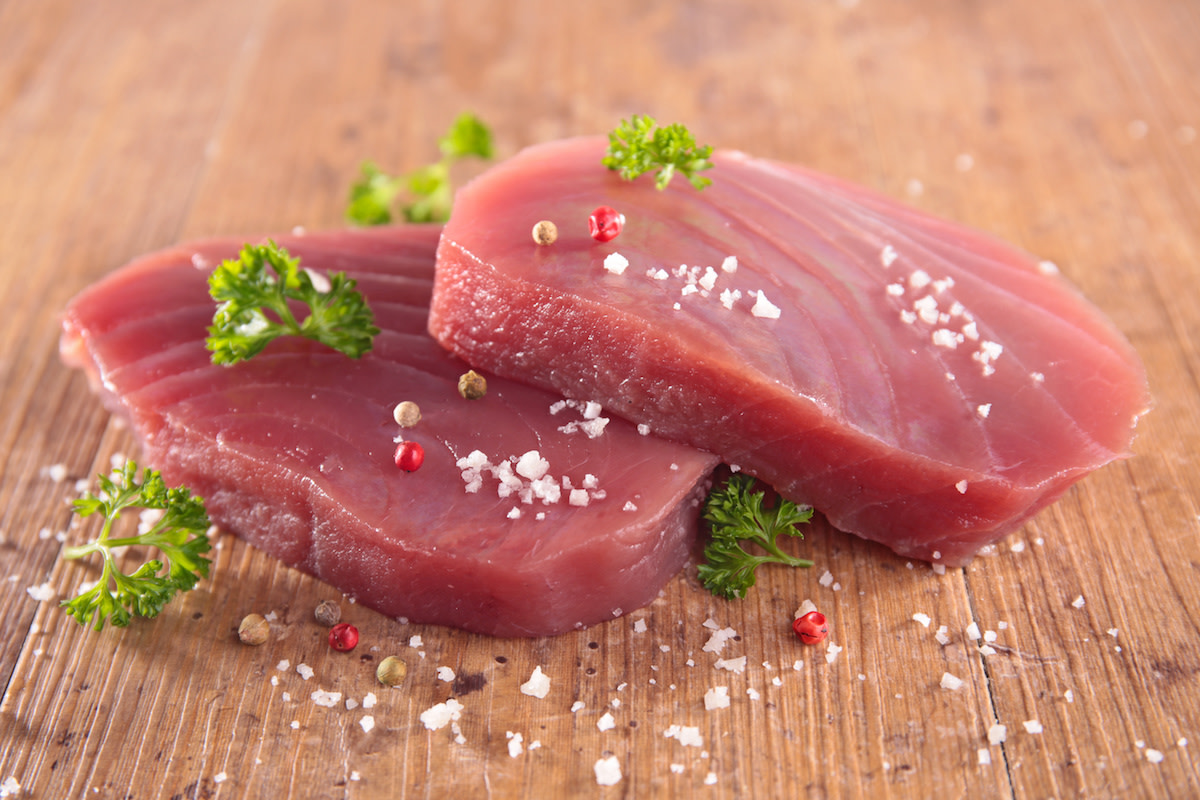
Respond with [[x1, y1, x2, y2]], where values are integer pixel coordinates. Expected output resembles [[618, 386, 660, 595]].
[[290, 721, 300, 730], [636, 423, 651, 436], [825, 643, 843, 664], [1064, 690, 1074, 703], [664, 724, 703, 747], [977, 748, 991, 765], [571, 701, 585, 713], [931, 563, 947, 575], [935, 626, 950, 645], [1107, 628, 1119, 638], [955, 480, 969, 494], [296, 664, 315, 681], [795, 599, 818, 618], [360, 715, 375, 733], [721, 255, 738, 273], [792, 660, 804, 671], [941, 672, 964, 691], [818, 570, 834, 588], [1023, 720, 1043, 734], [603, 252, 629, 275], [346, 698, 359, 710], [409, 634, 423, 648], [714, 656, 747, 674], [25, 582, 55, 603], [597, 712, 616, 731], [1071, 596, 1086, 609], [1145, 748, 1164, 763], [1179, 738, 1189, 748], [880, 245, 898, 267], [704, 772, 718, 785], [506, 507, 522, 520], [988, 724, 1008, 744], [276, 659, 290, 672], [912, 613, 932, 628], [670, 764, 685, 774], [213, 772, 227, 784], [507, 731, 524, 757], [633, 618, 648, 633], [419, 698, 464, 731], [594, 755, 622, 786], [976, 404, 992, 419], [702, 626, 738, 654], [704, 686, 730, 710], [966, 622, 982, 641], [437, 666, 456, 682], [1010, 540, 1026, 553], [311, 690, 342, 708], [520, 666, 551, 699], [750, 291, 781, 319], [1, 778, 21, 797], [363, 692, 377, 709]]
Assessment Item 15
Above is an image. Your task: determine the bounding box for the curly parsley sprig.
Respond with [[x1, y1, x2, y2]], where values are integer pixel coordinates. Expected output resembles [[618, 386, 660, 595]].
[[347, 111, 494, 225], [603, 115, 714, 190], [61, 461, 212, 630], [697, 474, 814, 599], [206, 240, 378, 365]]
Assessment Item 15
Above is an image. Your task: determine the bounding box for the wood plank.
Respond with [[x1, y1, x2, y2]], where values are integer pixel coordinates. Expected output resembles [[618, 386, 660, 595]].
[[0, 0, 1197, 797]]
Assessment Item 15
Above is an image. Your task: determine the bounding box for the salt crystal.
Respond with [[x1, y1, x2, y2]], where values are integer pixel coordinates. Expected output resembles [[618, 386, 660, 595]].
[[25, 582, 55, 603], [912, 613, 931, 628], [670, 764, 685, 774], [1071, 595, 1086, 609], [520, 666, 551, 699], [1146, 749, 1164, 764], [794, 599, 818, 618], [296, 664, 314, 681], [955, 480, 969, 494], [880, 245, 898, 267], [363, 693, 377, 709], [750, 291, 781, 319], [597, 712, 616, 731], [1064, 690, 1074, 703], [825, 643, 843, 664], [721, 255, 738, 273], [966, 622, 981, 640], [704, 686, 730, 710], [419, 698, 464, 731], [1023, 720, 1043, 734], [714, 656, 747, 673], [1107, 628, 1119, 638], [213, 772, 227, 784], [818, 570, 834, 588], [1, 778, 21, 797], [633, 619, 648, 633], [571, 701, 585, 712], [977, 748, 991, 765], [704, 772, 718, 785], [437, 666, 456, 682], [515, 450, 550, 481], [594, 756, 622, 786], [507, 731, 524, 757], [664, 724, 703, 747], [360, 715, 375, 733], [311, 690, 342, 708], [935, 626, 950, 645], [603, 253, 629, 275], [941, 672, 964, 691], [1011, 540, 1025, 553], [345, 698, 359, 710], [988, 724, 1007, 744], [276, 659, 291, 671], [702, 626, 738, 654], [976, 404, 992, 419]]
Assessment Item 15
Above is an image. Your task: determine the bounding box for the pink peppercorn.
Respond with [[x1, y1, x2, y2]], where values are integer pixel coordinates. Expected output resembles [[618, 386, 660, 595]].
[[588, 206, 624, 242], [792, 611, 828, 645], [394, 441, 425, 472], [329, 622, 359, 652]]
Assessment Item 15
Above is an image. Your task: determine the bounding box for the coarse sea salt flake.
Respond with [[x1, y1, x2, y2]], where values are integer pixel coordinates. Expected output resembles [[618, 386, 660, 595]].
[[664, 724, 704, 747], [976, 403, 992, 418], [912, 613, 932, 628], [1071, 595, 1086, 609], [1146, 748, 1165, 763], [594, 756, 622, 786], [597, 712, 616, 731], [437, 666, 456, 682], [1023, 720, 1043, 734], [360, 715, 375, 733], [978, 748, 992, 765], [967, 622, 982, 640], [941, 672, 964, 691], [721, 255, 738, 273], [880, 245, 898, 267], [603, 252, 629, 275], [988, 724, 1007, 744], [704, 686, 730, 710], [955, 480, 969, 494], [311, 690, 342, 707], [25, 582, 55, 602], [825, 643, 843, 664], [751, 291, 781, 319], [520, 666, 551, 699], [714, 656, 747, 674], [419, 698, 464, 731], [296, 664, 315, 681]]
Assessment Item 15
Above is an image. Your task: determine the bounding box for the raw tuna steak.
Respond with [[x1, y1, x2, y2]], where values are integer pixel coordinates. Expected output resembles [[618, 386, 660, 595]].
[[60, 225, 716, 636], [429, 137, 1150, 565]]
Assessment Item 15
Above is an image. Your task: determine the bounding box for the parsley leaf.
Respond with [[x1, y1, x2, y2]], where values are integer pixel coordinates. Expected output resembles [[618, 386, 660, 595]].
[[206, 240, 379, 365], [347, 112, 494, 225], [602, 115, 714, 190], [697, 474, 814, 599], [61, 461, 212, 630]]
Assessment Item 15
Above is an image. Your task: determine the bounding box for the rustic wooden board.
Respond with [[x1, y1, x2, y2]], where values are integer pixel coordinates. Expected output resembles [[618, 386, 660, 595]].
[[1, 1, 1198, 797]]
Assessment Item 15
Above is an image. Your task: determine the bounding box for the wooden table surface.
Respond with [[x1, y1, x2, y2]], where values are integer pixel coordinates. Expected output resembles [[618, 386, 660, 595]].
[[2, 1, 1198, 797]]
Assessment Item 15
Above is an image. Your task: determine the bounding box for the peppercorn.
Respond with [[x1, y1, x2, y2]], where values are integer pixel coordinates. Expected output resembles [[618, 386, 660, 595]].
[[394, 441, 425, 472], [531, 220, 558, 246], [238, 613, 269, 646], [329, 622, 359, 652], [588, 206, 624, 242], [792, 610, 828, 645], [376, 655, 408, 687], [393, 401, 421, 428], [458, 370, 487, 400], [314, 600, 341, 627]]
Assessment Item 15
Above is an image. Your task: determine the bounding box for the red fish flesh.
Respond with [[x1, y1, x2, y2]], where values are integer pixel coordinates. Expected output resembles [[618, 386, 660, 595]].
[[60, 225, 716, 636], [429, 138, 1150, 565]]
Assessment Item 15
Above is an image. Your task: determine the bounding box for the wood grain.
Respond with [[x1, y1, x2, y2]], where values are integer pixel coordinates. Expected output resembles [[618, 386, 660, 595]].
[[1, 1, 1197, 798]]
